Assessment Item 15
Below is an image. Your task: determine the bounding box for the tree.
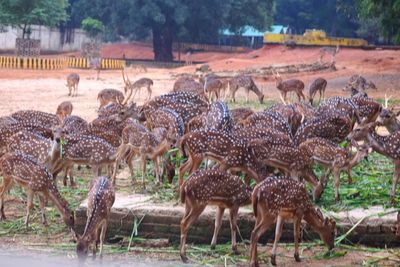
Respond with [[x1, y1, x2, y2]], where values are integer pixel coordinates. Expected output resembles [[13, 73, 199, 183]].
[[68, 0, 274, 61], [0, 0, 68, 39], [81, 17, 104, 42], [358, 0, 400, 44]]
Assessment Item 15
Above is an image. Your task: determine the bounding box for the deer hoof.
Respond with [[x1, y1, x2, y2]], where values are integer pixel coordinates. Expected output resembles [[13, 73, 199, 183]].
[[180, 254, 189, 263], [294, 253, 301, 262], [271, 254, 277, 266]]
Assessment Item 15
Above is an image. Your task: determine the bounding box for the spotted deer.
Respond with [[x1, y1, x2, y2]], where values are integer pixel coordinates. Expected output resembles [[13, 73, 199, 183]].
[[51, 127, 118, 186], [97, 89, 125, 108], [229, 75, 264, 103], [347, 122, 400, 204], [113, 124, 171, 187], [308, 77, 327, 105], [0, 152, 75, 229], [316, 96, 361, 124], [179, 169, 251, 263], [62, 115, 88, 134], [250, 176, 336, 267], [122, 69, 153, 103], [11, 110, 61, 128], [343, 75, 377, 92], [230, 107, 254, 124], [351, 95, 382, 123], [66, 73, 80, 97], [377, 96, 400, 134], [188, 101, 233, 133], [74, 176, 114, 262], [272, 70, 305, 104], [319, 45, 339, 64], [56, 101, 73, 122], [178, 129, 261, 187], [300, 137, 369, 202], [0, 116, 18, 127]]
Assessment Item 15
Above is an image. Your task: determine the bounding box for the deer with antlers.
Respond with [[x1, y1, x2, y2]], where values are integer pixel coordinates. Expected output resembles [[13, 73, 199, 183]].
[[56, 101, 73, 122], [347, 122, 400, 204], [250, 176, 336, 267], [378, 95, 400, 134], [228, 74, 264, 104], [308, 77, 327, 105], [319, 45, 340, 64], [272, 70, 305, 104], [179, 169, 251, 263], [97, 88, 125, 108], [300, 137, 370, 202], [0, 152, 75, 229], [122, 69, 153, 103], [66, 73, 80, 97], [74, 176, 115, 262]]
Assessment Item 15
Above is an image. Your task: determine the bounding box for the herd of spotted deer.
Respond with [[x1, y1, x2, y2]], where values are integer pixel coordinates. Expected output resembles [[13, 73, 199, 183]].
[[0, 69, 399, 266]]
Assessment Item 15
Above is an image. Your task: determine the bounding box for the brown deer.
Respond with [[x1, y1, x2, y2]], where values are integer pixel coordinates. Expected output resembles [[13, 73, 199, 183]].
[[0, 152, 75, 229], [51, 127, 118, 186], [11, 110, 61, 128], [250, 176, 336, 267], [347, 122, 400, 204], [74, 176, 115, 261], [62, 115, 88, 134], [351, 96, 382, 123], [113, 124, 171, 187], [97, 88, 125, 108], [319, 45, 340, 64], [179, 169, 251, 263], [308, 77, 327, 105], [66, 73, 80, 97], [377, 96, 400, 134], [239, 111, 293, 138], [56, 101, 73, 121], [122, 69, 153, 103], [300, 137, 369, 202], [229, 74, 264, 103], [230, 107, 254, 124], [188, 101, 234, 133], [272, 70, 305, 104], [343, 75, 377, 92]]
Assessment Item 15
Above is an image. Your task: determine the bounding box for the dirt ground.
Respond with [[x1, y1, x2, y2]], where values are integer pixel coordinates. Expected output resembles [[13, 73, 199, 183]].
[[0, 44, 399, 266]]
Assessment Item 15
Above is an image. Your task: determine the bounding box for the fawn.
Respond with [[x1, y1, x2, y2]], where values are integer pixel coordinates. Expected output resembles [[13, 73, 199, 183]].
[[56, 101, 73, 122], [66, 73, 80, 97]]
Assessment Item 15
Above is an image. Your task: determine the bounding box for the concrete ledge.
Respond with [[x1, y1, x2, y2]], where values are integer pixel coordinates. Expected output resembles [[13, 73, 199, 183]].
[[75, 193, 400, 247]]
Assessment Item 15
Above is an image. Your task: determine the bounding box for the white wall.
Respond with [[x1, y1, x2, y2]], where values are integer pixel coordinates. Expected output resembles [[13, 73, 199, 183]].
[[0, 25, 90, 52]]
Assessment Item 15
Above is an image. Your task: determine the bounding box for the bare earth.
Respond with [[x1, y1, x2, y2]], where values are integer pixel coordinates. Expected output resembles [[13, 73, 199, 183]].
[[0, 44, 399, 266]]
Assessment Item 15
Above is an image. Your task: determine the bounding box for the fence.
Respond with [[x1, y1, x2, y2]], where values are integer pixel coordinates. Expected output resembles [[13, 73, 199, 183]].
[[0, 56, 125, 70]]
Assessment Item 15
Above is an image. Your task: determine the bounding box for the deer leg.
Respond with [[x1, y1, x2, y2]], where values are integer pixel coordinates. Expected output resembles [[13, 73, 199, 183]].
[[389, 161, 400, 205], [293, 216, 302, 262], [346, 167, 353, 185], [271, 215, 284, 266], [249, 213, 275, 267], [99, 220, 108, 259], [25, 190, 34, 229], [279, 92, 286, 105], [140, 154, 147, 188], [38, 195, 47, 226], [229, 206, 240, 254], [178, 158, 192, 189], [180, 201, 206, 263], [298, 91, 306, 101], [211, 206, 225, 250], [147, 85, 152, 100], [153, 156, 161, 185], [92, 228, 99, 259], [0, 176, 13, 220], [246, 88, 250, 103], [333, 168, 341, 202], [127, 152, 137, 185]]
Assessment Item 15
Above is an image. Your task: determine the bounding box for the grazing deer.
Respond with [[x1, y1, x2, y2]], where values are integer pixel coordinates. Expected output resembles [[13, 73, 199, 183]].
[[179, 169, 251, 263], [188, 101, 234, 133], [178, 129, 261, 187], [300, 137, 369, 201], [56, 101, 73, 121], [62, 115, 88, 134], [250, 176, 336, 267], [319, 45, 340, 64], [203, 77, 224, 101], [51, 127, 118, 186], [294, 112, 354, 145], [0, 152, 75, 229], [113, 124, 171, 187], [97, 88, 125, 108], [343, 75, 377, 92], [66, 73, 80, 97], [74, 176, 115, 261], [316, 96, 361, 124], [308, 77, 327, 105], [229, 75, 264, 104], [272, 70, 305, 104], [239, 111, 293, 138], [122, 69, 153, 103], [11, 110, 60, 128], [347, 122, 400, 204]]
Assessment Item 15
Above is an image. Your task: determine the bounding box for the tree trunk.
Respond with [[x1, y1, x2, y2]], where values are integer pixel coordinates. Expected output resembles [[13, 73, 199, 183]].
[[152, 22, 174, 62]]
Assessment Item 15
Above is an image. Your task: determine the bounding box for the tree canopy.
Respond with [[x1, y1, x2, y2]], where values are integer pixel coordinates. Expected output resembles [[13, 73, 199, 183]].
[[81, 17, 104, 41], [0, 0, 68, 39]]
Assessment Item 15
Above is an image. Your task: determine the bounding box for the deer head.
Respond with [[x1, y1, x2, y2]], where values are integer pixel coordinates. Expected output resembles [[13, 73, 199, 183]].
[[271, 69, 282, 86]]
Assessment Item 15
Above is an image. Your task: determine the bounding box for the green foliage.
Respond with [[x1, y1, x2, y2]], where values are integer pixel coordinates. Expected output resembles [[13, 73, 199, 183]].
[[0, 0, 68, 38], [81, 17, 104, 40]]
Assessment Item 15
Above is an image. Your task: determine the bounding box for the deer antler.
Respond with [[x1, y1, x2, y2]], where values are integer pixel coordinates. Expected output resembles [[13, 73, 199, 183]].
[[384, 94, 392, 109]]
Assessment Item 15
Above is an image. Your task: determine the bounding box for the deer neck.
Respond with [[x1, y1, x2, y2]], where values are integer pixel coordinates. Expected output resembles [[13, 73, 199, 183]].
[[251, 84, 264, 99], [367, 131, 390, 157], [303, 208, 324, 232], [347, 149, 366, 169], [47, 181, 73, 226]]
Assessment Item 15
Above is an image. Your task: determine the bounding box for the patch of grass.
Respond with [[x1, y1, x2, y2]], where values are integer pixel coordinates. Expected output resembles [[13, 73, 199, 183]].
[[226, 99, 278, 111]]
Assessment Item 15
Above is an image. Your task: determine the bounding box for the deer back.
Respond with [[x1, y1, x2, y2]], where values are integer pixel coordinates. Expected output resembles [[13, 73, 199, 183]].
[[11, 110, 60, 128], [62, 115, 88, 134]]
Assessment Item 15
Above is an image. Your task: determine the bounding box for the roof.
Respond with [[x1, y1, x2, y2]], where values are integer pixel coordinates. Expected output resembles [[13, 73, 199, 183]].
[[222, 25, 289, 37]]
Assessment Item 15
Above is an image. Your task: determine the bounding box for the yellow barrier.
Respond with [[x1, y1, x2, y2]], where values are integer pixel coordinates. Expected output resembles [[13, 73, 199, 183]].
[[0, 56, 125, 70]]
